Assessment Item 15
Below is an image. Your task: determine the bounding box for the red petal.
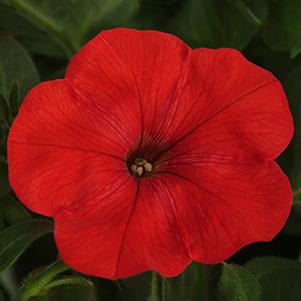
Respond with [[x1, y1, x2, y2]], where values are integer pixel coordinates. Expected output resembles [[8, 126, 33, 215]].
[[163, 48, 293, 161], [159, 160, 292, 263], [8, 80, 129, 215], [153, 48, 293, 262], [66, 28, 192, 147], [54, 178, 190, 279]]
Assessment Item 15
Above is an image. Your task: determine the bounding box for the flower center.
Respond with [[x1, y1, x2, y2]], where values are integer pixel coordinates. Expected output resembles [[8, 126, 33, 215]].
[[130, 158, 152, 178]]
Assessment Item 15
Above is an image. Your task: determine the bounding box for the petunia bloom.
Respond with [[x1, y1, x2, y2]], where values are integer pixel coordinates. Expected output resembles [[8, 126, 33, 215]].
[[8, 28, 293, 279]]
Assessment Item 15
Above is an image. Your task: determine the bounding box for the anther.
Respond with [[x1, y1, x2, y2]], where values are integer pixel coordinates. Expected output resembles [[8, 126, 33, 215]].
[[130, 157, 153, 177], [144, 162, 152, 172]]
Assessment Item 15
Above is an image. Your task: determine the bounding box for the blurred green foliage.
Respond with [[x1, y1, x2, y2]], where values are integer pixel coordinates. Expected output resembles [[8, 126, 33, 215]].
[[246, 257, 301, 300], [217, 263, 260, 301], [0, 0, 301, 300]]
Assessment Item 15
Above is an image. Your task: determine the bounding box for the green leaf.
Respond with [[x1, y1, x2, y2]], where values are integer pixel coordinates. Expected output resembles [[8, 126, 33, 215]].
[[0, 93, 9, 155], [125, 0, 182, 30], [0, 194, 31, 225], [0, 94, 9, 122], [20, 260, 93, 301], [117, 272, 152, 301], [262, 0, 301, 58], [291, 40, 301, 59], [246, 257, 301, 301], [0, 219, 53, 271], [0, 162, 10, 198], [121, 263, 211, 301], [0, 35, 39, 113], [168, 0, 267, 49], [47, 284, 98, 301], [120, 263, 211, 301], [0, 3, 64, 58], [98, 0, 140, 25], [6, 0, 135, 55], [162, 262, 210, 301], [217, 263, 260, 301], [8, 81, 20, 120]]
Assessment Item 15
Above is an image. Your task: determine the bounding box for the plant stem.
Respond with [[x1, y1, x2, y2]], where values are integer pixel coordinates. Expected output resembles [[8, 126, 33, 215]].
[[148, 271, 160, 301], [199, 265, 211, 301], [42, 276, 93, 291], [21, 260, 70, 301], [161, 276, 166, 301]]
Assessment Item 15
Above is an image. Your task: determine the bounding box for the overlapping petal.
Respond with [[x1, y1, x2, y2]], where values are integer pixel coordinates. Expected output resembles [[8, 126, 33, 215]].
[[65, 28, 192, 148], [55, 178, 190, 279], [8, 80, 130, 215], [155, 47, 294, 262], [157, 160, 292, 263], [162, 48, 294, 161]]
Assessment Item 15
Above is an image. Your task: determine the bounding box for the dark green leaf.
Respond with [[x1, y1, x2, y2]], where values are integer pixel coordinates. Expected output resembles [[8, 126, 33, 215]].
[[119, 263, 211, 301], [8, 81, 20, 119], [262, 0, 301, 58], [124, 0, 183, 30], [162, 262, 210, 301], [0, 3, 64, 58], [0, 219, 53, 271], [0, 162, 10, 198], [168, 0, 267, 49], [0, 93, 9, 122], [48, 285, 98, 301], [246, 257, 301, 301], [0, 194, 31, 224], [115, 273, 150, 301], [100, 0, 139, 25], [0, 94, 9, 153], [0, 35, 39, 113], [217, 263, 260, 301], [6, 0, 137, 55]]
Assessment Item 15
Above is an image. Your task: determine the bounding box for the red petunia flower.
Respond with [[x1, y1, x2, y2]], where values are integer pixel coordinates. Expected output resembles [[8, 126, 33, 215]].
[[8, 28, 293, 279]]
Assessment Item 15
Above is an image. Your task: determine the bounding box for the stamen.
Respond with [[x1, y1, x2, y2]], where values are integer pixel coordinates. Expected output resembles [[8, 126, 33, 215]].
[[136, 166, 144, 176], [134, 158, 146, 165], [144, 162, 152, 172], [130, 157, 153, 177], [130, 164, 138, 175]]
